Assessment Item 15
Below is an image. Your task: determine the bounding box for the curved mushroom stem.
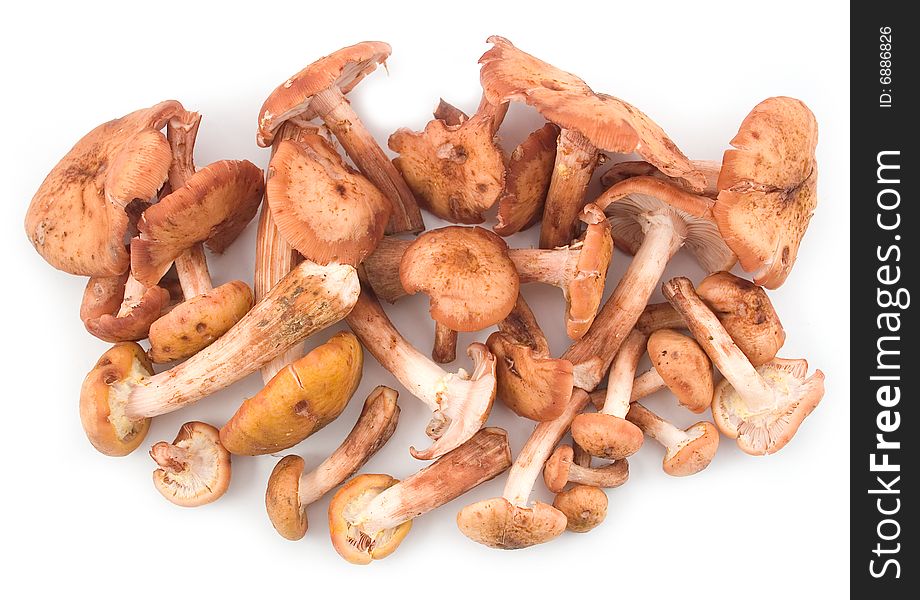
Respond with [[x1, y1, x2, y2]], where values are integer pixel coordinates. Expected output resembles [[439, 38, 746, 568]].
[[568, 459, 628, 489], [636, 302, 685, 334], [539, 129, 599, 249], [625, 402, 687, 449], [149, 440, 191, 474], [309, 86, 424, 234], [433, 322, 458, 364], [600, 330, 648, 417]]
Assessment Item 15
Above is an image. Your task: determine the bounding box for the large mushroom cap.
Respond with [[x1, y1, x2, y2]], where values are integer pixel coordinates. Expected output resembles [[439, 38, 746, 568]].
[[81, 271, 170, 342], [494, 122, 559, 236], [566, 204, 614, 339], [662, 421, 720, 477], [647, 329, 713, 413], [571, 413, 644, 460], [714, 97, 819, 288], [328, 474, 412, 565], [257, 42, 392, 147], [479, 36, 705, 191], [150, 421, 231, 507], [131, 159, 264, 286], [553, 485, 608, 533], [400, 226, 519, 331], [456, 498, 567, 549], [25, 100, 183, 276], [266, 134, 391, 266], [265, 455, 308, 540]]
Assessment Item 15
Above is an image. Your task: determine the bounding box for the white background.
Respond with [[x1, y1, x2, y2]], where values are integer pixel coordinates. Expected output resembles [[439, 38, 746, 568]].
[[0, 1, 849, 597]]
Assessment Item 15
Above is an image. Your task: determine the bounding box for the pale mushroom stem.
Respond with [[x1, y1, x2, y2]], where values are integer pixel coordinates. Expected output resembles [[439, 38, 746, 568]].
[[503, 389, 590, 506], [539, 129, 598, 249], [433, 322, 458, 364], [626, 402, 687, 449], [174, 244, 213, 298], [663, 277, 775, 412], [116, 274, 151, 318], [149, 441, 191, 474], [567, 461, 627, 488], [636, 302, 685, 334], [601, 330, 648, 417], [510, 246, 578, 288], [309, 86, 424, 234], [630, 368, 667, 400]]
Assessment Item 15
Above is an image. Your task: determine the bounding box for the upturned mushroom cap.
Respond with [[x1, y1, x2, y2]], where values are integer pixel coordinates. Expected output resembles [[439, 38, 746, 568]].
[[553, 485, 608, 533], [647, 329, 713, 413], [79, 342, 153, 456], [714, 97, 819, 288], [566, 204, 614, 339], [456, 497, 567, 549], [25, 100, 183, 276], [265, 455, 308, 540], [494, 122, 559, 236], [487, 331, 573, 421], [570, 413, 644, 460], [479, 36, 705, 191], [712, 358, 825, 456], [542, 444, 575, 492], [131, 160, 264, 286], [328, 474, 412, 565], [662, 421, 720, 477], [256, 41, 392, 147], [150, 421, 231, 507], [266, 134, 391, 266], [400, 226, 519, 331], [219, 332, 363, 455], [81, 272, 170, 342], [601, 159, 722, 198]]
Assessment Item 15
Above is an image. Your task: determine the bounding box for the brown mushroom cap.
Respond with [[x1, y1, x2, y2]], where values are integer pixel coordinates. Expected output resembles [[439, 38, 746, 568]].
[[570, 413, 644, 460], [662, 421, 720, 477], [542, 444, 575, 492], [400, 226, 519, 331], [150, 421, 231, 507], [456, 497, 567, 550], [494, 122, 559, 236], [553, 484, 608, 533], [81, 271, 170, 342], [566, 204, 614, 339], [131, 160, 264, 286], [601, 159, 722, 198], [328, 474, 412, 565], [714, 97, 819, 288], [265, 455, 308, 540], [256, 41, 392, 147], [647, 329, 713, 413]]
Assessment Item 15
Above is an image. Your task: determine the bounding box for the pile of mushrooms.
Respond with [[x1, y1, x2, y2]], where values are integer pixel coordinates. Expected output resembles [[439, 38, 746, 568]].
[[24, 37, 825, 560]]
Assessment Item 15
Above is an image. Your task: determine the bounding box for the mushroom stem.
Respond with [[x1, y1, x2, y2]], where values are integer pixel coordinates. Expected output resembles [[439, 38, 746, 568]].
[[174, 243, 213, 297], [149, 441, 191, 474], [433, 322, 458, 364], [309, 86, 424, 234], [663, 277, 775, 412], [625, 402, 687, 449], [568, 460, 628, 489], [636, 302, 685, 334], [630, 368, 667, 400], [572, 442, 591, 468], [115, 274, 152, 318], [511, 246, 578, 288], [539, 128, 598, 249], [600, 330, 648, 417]]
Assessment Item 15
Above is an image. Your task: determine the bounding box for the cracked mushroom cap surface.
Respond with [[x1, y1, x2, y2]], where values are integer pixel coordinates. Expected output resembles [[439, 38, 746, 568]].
[[400, 226, 519, 332], [25, 100, 183, 276], [265, 455, 308, 540], [150, 421, 231, 507], [131, 159, 264, 287], [266, 133, 391, 266], [714, 97, 819, 288], [479, 36, 705, 191], [328, 474, 412, 565], [571, 413, 644, 460], [553, 484, 608, 533], [662, 421, 720, 477], [81, 271, 170, 342], [566, 204, 614, 339], [647, 329, 713, 413], [456, 497, 567, 550]]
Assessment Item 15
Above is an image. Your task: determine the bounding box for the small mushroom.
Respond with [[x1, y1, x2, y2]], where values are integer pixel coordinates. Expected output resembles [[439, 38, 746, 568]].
[[631, 329, 713, 413], [266, 386, 400, 540], [626, 402, 720, 477], [543, 445, 628, 493], [150, 421, 231, 506], [552, 485, 608, 534], [329, 428, 512, 564], [494, 123, 560, 236], [601, 159, 722, 198], [219, 332, 363, 455], [80, 271, 170, 342], [663, 277, 825, 455], [256, 42, 423, 234]]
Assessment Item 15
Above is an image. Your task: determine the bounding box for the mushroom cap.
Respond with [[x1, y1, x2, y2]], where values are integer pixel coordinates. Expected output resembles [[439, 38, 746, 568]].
[[150, 421, 231, 507], [601, 159, 722, 199], [265, 455, 309, 540], [571, 413, 644, 460], [25, 101, 183, 276], [456, 498, 567, 549], [257, 41, 392, 147], [647, 329, 713, 413], [147, 280, 253, 363], [328, 474, 412, 565], [714, 97, 819, 288], [543, 445, 575, 493], [479, 36, 705, 191], [266, 135, 390, 266], [494, 122, 559, 236], [662, 421, 720, 477], [697, 271, 785, 367], [566, 204, 614, 339], [131, 160, 264, 286], [553, 485, 608, 533], [400, 226, 519, 331], [79, 342, 153, 456], [81, 272, 170, 342], [597, 176, 737, 274], [713, 358, 825, 455], [219, 332, 363, 455]]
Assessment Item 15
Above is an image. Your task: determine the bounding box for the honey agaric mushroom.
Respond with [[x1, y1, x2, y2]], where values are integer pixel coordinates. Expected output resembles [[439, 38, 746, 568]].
[[256, 42, 423, 234], [330, 428, 512, 564], [601, 159, 722, 198], [150, 421, 231, 507], [456, 389, 591, 550], [631, 329, 713, 413], [487, 295, 573, 421], [549, 443, 615, 533], [543, 444, 629, 493], [714, 97, 819, 288], [219, 332, 363, 455], [571, 330, 646, 460], [345, 287, 496, 460], [479, 36, 705, 249], [663, 277, 825, 455], [494, 123, 560, 236], [626, 403, 719, 477], [80, 271, 170, 342], [400, 226, 519, 363], [266, 386, 400, 540], [79, 260, 359, 456]]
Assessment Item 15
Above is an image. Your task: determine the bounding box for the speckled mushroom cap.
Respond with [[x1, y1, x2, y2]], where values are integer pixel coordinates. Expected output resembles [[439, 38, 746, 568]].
[[714, 96, 819, 288], [328, 474, 412, 565], [150, 421, 231, 507], [25, 100, 183, 276], [400, 226, 519, 332], [266, 133, 391, 266], [479, 36, 705, 191], [647, 329, 713, 413], [570, 412, 644, 461], [662, 421, 720, 477], [553, 484, 608, 533], [456, 497, 567, 549], [257, 42, 391, 147]]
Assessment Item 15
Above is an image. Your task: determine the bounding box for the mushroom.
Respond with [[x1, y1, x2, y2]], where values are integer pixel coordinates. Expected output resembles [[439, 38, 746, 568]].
[[663, 277, 825, 455], [256, 42, 423, 234], [456, 389, 591, 550], [631, 329, 713, 413], [400, 226, 519, 363], [601, 159, 722, 198], [265, 385, 400, 540], [714, 97, 819, 288], [219, 332, 363, 455], [329, 427, 512, 564], [479, 36, 706, 249], [150, 421, 231, 507], [494, 123, 560, 236], [543, 444, 628, 493], [625, 402, 720, 477], [79, 260, 359, 456], [80, 271, 170, 342], [552, 484, 608, 534]]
